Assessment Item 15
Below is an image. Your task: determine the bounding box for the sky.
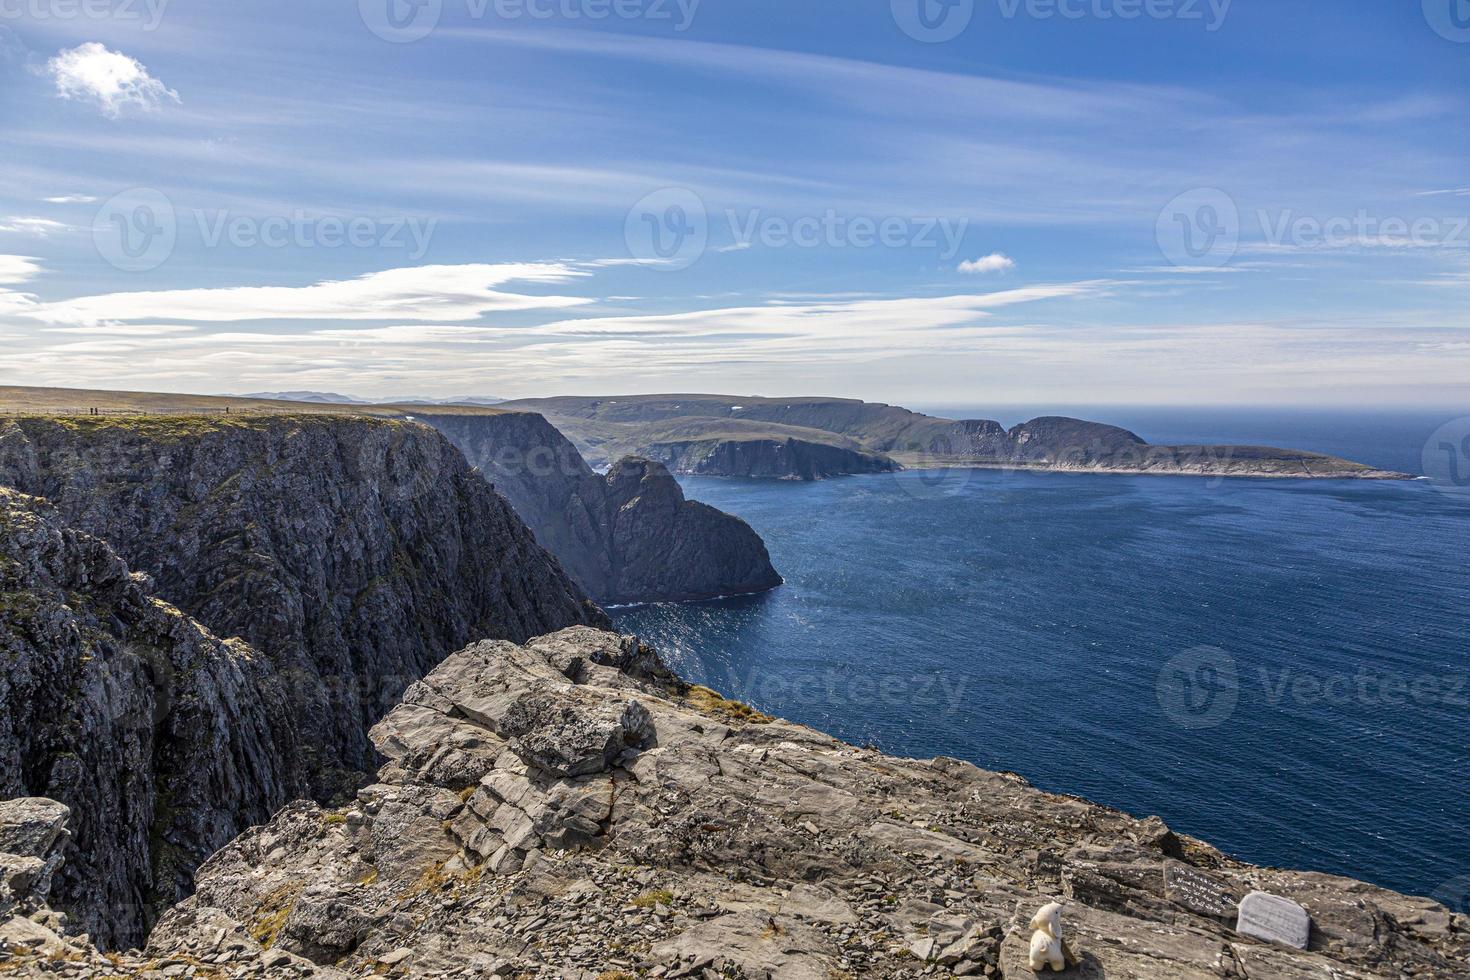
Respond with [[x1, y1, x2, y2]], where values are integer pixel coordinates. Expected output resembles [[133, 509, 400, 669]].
[[0, 0, 1467, 407]]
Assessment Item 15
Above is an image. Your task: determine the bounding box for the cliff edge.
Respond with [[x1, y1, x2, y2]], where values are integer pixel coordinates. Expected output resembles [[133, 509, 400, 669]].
[[413, 412, 781, 604], [0, 415, 604, 803]]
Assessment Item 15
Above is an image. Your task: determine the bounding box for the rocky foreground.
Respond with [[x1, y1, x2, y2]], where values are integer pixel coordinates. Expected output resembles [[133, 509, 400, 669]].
[[3, 629, 1463, 979]]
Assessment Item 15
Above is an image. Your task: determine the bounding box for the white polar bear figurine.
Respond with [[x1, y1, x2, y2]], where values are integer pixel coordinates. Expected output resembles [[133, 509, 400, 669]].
[[1028, 901, 1067, 972]]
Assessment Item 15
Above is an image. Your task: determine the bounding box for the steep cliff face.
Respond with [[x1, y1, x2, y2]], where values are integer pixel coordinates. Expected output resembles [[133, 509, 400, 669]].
[[601, 458, 782, 604], [0, 415, 604, 801], [414, 413, 781, 604], [7, 627, 1455, 978], [643, 436, 898, 480], [0, 489, 297, 948]]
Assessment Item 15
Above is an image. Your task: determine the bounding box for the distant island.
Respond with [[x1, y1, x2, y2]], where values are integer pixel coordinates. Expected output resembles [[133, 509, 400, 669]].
[[496, 393, 1413, 481]]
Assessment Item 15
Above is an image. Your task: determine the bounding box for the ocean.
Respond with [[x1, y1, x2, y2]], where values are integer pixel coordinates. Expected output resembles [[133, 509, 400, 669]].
[[610, 408, 1470, 904]]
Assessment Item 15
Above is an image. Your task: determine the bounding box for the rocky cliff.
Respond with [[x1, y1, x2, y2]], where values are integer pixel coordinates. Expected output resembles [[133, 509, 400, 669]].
[[412, 413, 781, 604], [6, 627, 1463, 978], [0, 415, 604, 803], [0, 489, 297, 948], [498, 395, 1411, 480], [599, 458, 782, 603], [643, 436, 897, 480]]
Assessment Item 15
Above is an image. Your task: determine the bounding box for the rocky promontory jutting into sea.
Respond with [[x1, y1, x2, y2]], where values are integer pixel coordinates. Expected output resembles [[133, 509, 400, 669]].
[[0, 399, 1463, 978]]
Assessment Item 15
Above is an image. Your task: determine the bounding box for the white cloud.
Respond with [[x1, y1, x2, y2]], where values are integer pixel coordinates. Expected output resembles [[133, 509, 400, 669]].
[[0, 217, 67, 236], [959, 253, 1016, 275], [0, 255, 43, 284], [46, 43, 180, 117], [44, 195, 98, 205], [28, 263, 596, 326]]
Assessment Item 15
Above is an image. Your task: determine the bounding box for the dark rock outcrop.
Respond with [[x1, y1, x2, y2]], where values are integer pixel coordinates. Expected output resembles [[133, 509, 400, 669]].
[[599, 457, 781, 603], [7, 627, 1451, 978], [642, 436, 897, 480], [0, 415, 604, 803], [0, 489, 297, 947], [413, 413, 781, 604]]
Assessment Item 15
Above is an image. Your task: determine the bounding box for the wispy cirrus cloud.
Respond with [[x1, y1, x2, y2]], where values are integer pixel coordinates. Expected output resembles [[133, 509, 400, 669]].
[[25, 263, 596, 327], [0, 217, 68, 236]]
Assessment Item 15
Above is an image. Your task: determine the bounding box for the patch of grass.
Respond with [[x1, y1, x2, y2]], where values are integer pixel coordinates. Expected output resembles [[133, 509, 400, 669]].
[[631, 888, 673, 909], [684, 685, 773, 725], [596, 973, 636, 980], [322, 813, 347, 826], [248, 883, 302, 948]]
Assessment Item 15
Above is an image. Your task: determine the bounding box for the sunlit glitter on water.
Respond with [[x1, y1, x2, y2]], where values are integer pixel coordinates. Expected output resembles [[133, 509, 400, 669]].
[[612, 410, 1470, 900]]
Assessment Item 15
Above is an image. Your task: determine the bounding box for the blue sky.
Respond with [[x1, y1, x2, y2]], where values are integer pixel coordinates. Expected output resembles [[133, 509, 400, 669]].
[[0, 0, 1467, 406]]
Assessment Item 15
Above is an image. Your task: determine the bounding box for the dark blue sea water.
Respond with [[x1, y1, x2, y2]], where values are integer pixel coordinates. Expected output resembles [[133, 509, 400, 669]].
[[611, 409, 1470, 904]]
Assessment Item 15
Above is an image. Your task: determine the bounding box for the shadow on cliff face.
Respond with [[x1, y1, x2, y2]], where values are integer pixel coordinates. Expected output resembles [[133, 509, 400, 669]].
[[415, 413, 783, 605], [0, 415, 606, 946]]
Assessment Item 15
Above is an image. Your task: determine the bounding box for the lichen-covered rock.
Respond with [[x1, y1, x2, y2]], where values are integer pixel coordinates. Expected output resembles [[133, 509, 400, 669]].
[[0, 489, 297, 947], [0, 798, 69, 921], [0, 414, 605, 801], [121, 628, 1467, 979], [417, 412, 781, 604]]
